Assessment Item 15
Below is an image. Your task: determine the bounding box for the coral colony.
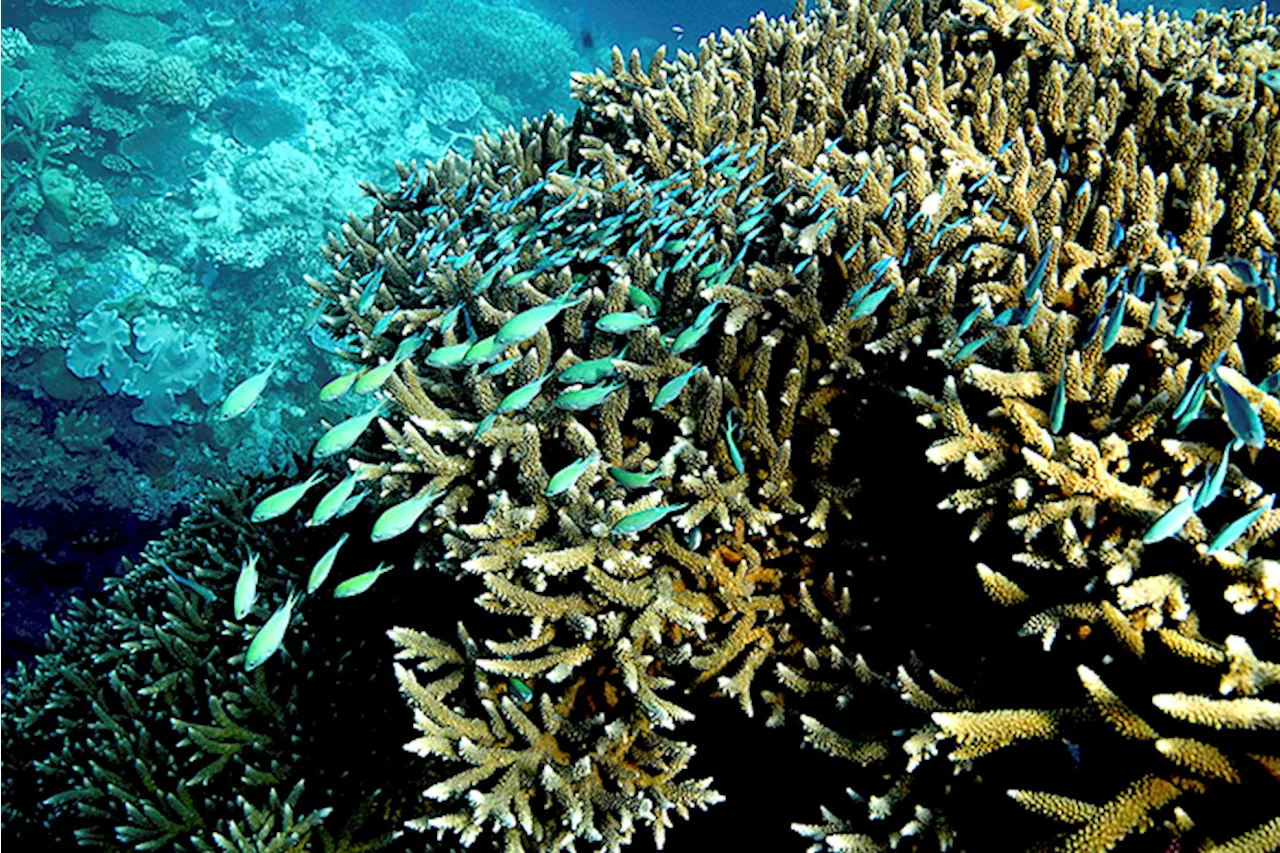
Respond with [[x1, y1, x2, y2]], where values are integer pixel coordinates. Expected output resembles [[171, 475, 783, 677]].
[[4, 0, 1280, 850]]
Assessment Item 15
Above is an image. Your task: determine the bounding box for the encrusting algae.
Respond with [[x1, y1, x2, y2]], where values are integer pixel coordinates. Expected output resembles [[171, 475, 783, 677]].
[[4, 0, 1280, 849]]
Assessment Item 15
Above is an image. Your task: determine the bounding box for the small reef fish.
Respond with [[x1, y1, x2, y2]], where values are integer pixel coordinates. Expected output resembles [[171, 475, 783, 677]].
[[334, 562, 393, 598], [849, 284, 894, 321], [234, 551, 260, 619], [463, 335, 505, 366], [371, 488, 442, 543], [496, 291, 587, 347], [309, 471, 364, 527], [553, 380, 627, 411], [609, 465, 665, 489], [723, 411, 745, 474], [244, 589, 301, 671], [308, 533, 350, 594], [353, 358, 401, 395], [219, 363, 276, 420], [497, 372, 554, 415], [251, 471, 327, 523], [314, 403, 388, 459], [559, 351, 625, 386], [1193, 444, 1230, 512], [546, 453, 600, 497], [1214, 369, 1266, 449], [653, 364, 702, 410], [1049, 373, 1067, 435], [1142, 494, 1198, 545], [319, 368, 364, 403], [425, 341, 474, 370], [597, 312, 657, 334], [162, 565, 216, 603], [1205, 495, 1274, 556], [612, 502, 690, 536], [508, 676, 534, 702]]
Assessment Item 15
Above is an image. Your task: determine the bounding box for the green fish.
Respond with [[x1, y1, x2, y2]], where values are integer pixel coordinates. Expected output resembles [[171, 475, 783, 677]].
[[219, 362, 276, 420], [1205, 494, 1274, 556], [723, 411, 744, 474], [496, 372, 554, 415], [353, 358, 400, 395], [611, 502, 690, 535], [336, 492, 366, 518], [244, 589, 301, 671], [371, 487, 442, 543], [251, 471, 328, 523], [234, 551, 260, 620], [1049, 372, 1067, 435], [1194, 444, 1230, 513], [608, 465, 664, 489], [546, 452, 599, 497], [308, 532, 350, 594], [463, 334, 505, 366], [162, 565, 216, 603], [319, 367, 364, 403], [308, 471, 364, 527], [1214, 369, 1266, 449], [496, 292, 586, 347], [314, 403, 388, 459], [559, 347, 627, 385], [425, 341, 474, 370], [596, 312, 656, 334], [333, 562, 393, 598], [508, 676, 534, 703], [629, 286, 660, 315], [1141, 493, 1199, 545], [652, 364, 702, 410], [553, 381, 626, 411], [485, 357, 521, 376]]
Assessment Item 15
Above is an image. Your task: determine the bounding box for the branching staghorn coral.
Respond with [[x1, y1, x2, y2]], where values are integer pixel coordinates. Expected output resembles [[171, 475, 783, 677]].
[[6, 0, 1280, 849], [298, 0, 1278, 846]]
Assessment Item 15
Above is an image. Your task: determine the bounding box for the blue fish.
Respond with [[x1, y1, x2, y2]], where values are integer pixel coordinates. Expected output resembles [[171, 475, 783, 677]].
[[1025, 238, 1055, 300], [1050, 372, 1067, 434], [1142, 494, 1198, 545], [1205, 494, 1274, 555], [1214, 369, 1266, 449]]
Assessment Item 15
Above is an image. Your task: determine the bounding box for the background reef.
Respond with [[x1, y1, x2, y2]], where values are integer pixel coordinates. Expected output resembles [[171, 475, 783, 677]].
[[3, 0, 1280, 850]]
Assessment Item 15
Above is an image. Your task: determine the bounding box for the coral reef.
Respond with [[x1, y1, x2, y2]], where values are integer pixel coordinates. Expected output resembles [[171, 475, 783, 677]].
[[5, 0, 1279, 850]]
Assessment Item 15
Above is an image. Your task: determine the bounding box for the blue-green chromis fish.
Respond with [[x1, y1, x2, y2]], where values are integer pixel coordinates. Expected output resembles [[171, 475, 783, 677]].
[[611, 502, 690, 535], [1214, 370, 1266, 449], [314, 403, 388, 459], [473, 411, 498, 439], [1193, 444, 1230, 512], [596, 312, 656, 334], [559, 351, 624, 385], [1205, 494, 1274, 555], [497, 372, 554, 415], [425, 341, 474, 370], [309, 471, 364, 527], [336, 491, 366, 518], [553, 381, 626, 411], [371, 488, 442, 543], [849, 284, 893, 321], [546, 452, 600, 497], [485, 357, 521, 376], [353, 358, 400, 395], [244, 589, 301, 671], [723, 411, 745, 474], [496, 292, 586, 347], [252, 471, 328, 522], [219, 362, 276, 420], [1049, 373, 1067, 435], [308, 532, 350, 594], [670, 323, 712, 356], [234, 551, 260, 619], [333, 562, 393, 598], [629, 286, 660, 314], [653, 364, 702, 410], [951, 335, 993, 364], [319, 367, 364, 403], [508, 676, 534, 703], [463, 335, 505, 366], [1141, 494, 1198, 545], [609, 465, 664, 489], [163, 565, 216, 603]]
